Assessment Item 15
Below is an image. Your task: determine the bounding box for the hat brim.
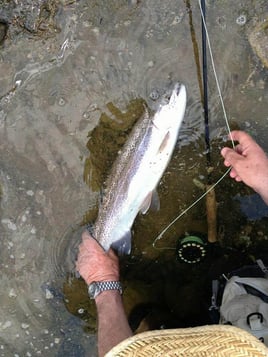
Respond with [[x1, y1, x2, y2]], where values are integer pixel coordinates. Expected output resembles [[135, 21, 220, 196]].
[[105, 325, 268, 356]]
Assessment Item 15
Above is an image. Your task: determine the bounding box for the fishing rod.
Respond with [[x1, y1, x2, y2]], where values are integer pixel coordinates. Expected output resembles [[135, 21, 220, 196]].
[[201, 0, 211, 167], [152, 1, 234, 250], [200, 0, 217, 244], [184, 0, 211, 167]]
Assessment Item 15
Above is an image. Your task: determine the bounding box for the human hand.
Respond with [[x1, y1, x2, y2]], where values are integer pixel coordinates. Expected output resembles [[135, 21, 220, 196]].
[[76, 231, 119, 285], [221, 130, 268, 204]]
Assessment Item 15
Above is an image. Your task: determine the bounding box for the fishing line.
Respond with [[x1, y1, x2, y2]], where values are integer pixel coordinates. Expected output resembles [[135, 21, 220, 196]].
[[152, 1, 235, 250], [152, 168, 231, 249]]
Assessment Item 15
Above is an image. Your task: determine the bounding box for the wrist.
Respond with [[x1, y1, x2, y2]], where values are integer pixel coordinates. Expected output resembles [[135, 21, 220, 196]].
[[85, 275, 119, 286], [95, 289, 122, 305], [88, 280, 122, 299]]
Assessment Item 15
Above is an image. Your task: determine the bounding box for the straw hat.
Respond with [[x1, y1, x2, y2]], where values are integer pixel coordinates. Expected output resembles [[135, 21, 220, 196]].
[[105, 325, 268, 357]]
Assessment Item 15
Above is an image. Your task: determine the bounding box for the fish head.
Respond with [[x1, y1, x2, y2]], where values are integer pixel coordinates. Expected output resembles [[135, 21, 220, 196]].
[[152, 83, 187, 132]]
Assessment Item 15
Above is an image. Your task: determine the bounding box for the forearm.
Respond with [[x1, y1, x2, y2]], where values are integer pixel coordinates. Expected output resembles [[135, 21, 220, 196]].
[[95, 290, 133, 357]]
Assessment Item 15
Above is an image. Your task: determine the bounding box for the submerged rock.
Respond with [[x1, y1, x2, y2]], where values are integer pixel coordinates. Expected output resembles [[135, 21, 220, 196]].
[[248, 17, 268, 69], [0, 0, 60, 40]]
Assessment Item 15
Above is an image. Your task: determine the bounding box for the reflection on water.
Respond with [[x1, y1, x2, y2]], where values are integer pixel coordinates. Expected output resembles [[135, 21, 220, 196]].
[[0, 0, 268, 355]]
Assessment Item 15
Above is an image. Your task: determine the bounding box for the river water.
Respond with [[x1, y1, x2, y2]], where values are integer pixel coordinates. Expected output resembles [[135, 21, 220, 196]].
[[0, 1, 268, 356]]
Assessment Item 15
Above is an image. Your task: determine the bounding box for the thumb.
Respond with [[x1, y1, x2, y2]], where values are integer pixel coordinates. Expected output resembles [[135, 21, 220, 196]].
[[221, 147, 242, 167], [107, 248, 119, 262]]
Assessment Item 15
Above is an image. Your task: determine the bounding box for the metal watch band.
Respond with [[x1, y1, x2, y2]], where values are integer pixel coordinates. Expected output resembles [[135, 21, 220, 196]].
[[88, 281, 123, 299], [98, 281, 122, 294]]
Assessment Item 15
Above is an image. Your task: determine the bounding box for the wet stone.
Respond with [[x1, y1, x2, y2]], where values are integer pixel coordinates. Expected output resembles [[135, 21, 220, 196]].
[[2, 321, 12, 329], [248, 17, 268, 69], [236, 14, 247, 26], [21, 323, 29, 329], [0, 0, 60, 39], [45, 288, 54, 300], [8, 288, 17, 298], [58, 97, 66, 106]]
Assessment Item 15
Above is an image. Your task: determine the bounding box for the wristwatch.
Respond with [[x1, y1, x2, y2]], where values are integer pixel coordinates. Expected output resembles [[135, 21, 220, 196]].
[[88, 281, 123, 299]]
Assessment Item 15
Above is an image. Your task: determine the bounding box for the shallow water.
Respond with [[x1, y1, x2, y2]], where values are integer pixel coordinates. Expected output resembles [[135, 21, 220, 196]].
[[0, 0, 268, 356]]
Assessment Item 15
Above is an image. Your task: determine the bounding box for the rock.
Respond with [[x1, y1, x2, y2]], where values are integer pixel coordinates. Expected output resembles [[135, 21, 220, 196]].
[[248, 18, 268, 69], [45, 288, 54, 300], [0, 0, 60, 40]]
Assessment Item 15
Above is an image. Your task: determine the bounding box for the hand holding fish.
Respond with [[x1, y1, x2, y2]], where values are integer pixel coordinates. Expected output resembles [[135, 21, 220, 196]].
[[221, 130, 268, 205], [76, 231, 119, 285]]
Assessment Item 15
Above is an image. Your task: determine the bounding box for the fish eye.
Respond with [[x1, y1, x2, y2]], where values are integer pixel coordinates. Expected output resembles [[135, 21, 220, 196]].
[[149, 89, 160, 101]]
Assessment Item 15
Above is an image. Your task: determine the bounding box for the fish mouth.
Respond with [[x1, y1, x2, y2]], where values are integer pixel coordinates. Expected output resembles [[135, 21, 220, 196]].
[[150, 82, 186, 110], [173, 82, 182, 96], [164, 83, 183, 103], [167, 82, 186, 106]]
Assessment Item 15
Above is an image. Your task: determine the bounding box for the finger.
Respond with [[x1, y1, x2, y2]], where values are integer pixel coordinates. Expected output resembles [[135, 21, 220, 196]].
[[221, 147, 231, 158], [81, 231, 105, 253], [229, 130, 254, 146], [229, 167, 238, 178], [235, 176, 242, 182], [82, 230, 93, 241], [229, 168, 242, 182], [107, 247, 117, 258], [223, 159, 231, 167], [78, 240, 92, 255], [107, 248, 119, 263], [76, 253, 90, 268], [80, 232, 94, 252], [221, 148, 235, 163], [221, 147, 243, 166], [77, 249, 91, 262], [235, 144, 243, 155]]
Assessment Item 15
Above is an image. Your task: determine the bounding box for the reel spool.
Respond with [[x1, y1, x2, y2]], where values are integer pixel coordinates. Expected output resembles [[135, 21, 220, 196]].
[[176, 234, 207, 264]]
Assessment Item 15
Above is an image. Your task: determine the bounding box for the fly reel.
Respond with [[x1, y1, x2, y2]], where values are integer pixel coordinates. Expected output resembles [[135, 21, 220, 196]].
[[176, 234, 207, 264]]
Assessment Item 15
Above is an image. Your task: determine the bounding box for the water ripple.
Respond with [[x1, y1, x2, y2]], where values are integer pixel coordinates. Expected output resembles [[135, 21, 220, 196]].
[[51, 223, 84, 279]]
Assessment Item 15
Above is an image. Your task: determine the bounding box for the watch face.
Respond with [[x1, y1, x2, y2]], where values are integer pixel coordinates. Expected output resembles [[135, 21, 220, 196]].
[[88, 282, 97, 298], [88, 281, 122, 299]]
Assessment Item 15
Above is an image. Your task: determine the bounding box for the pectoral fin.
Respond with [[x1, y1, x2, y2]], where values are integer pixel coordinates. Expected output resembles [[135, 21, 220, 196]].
[[158, 131, 170, 153], [140, 190, 160, 214], [140, 192, 152, 214], [111, 230, 132, 255]]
